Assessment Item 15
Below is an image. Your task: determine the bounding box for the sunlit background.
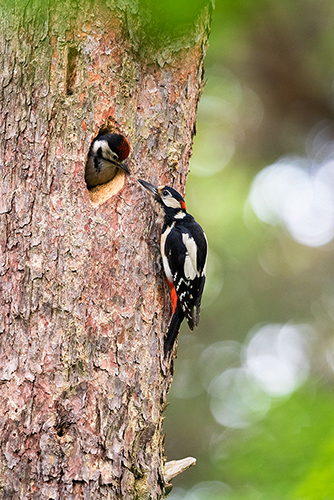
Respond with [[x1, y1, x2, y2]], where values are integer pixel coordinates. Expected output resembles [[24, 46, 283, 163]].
[[164, 1, 334, 498]]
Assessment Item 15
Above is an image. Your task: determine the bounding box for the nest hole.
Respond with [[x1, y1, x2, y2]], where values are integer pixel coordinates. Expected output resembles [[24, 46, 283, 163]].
[[85, 122, 129, 207], [86, 169, 127, 207]]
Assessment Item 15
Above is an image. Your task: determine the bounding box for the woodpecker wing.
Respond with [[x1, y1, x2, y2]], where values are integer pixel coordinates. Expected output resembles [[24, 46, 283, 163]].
[[162, 216, 207, 329]]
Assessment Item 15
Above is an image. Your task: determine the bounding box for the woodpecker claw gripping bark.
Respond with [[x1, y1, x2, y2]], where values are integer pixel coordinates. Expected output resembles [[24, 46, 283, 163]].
[[138, 179, 208, 357], [85, 133, 130, 189]]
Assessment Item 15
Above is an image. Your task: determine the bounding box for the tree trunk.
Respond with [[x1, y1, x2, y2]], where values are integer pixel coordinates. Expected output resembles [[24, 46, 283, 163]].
[[0, 0, 211, 497]]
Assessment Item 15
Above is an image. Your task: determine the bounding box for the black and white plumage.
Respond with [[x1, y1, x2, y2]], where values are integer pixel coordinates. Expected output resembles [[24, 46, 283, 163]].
[[85, 133, 130, 189], [138, 179, 208, 357]]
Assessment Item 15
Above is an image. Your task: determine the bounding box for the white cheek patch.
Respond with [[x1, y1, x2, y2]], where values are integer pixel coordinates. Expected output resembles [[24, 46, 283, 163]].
[[93, 139, 119, 162], [163, 196, 181, 209], [92, 140, 103, 154], [182, 233, 199, 278]]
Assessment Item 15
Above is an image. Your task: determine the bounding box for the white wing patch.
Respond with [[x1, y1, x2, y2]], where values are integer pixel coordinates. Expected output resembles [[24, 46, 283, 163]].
[[202, 232, 208, 276], [161, 222, 175, 282], [182, 232, 198, 280]]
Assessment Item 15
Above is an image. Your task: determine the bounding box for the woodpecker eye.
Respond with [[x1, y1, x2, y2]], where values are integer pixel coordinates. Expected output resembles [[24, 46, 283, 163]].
[[162, 190, 169, 197]]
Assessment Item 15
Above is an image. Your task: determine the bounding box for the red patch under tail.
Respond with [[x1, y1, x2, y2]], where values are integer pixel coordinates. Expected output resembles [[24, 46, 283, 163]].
[[166, 278, 178, 313]]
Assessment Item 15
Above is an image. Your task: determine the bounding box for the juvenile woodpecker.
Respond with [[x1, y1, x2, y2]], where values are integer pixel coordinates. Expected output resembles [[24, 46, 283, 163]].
[[138, 179, 208, 357], [85, 133, 130, 189]]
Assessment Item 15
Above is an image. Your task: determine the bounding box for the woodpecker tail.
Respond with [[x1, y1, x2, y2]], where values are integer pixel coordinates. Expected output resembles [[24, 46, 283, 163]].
[[164, 303, 184, 357]]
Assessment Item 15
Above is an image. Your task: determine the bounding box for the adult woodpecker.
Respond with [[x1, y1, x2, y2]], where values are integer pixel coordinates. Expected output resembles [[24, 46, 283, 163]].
[[138, 179, 208, 357], [85, 133, 130, 189]]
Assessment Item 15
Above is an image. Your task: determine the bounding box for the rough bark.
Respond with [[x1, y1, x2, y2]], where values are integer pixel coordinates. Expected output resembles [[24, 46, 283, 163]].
[[0, 0, 211, 498]]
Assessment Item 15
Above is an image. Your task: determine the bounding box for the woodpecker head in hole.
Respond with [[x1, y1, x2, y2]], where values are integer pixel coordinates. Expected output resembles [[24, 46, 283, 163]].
[[85, 133, 131, 189], [138, 179, 187, 211], [96, 134, 130, 162]]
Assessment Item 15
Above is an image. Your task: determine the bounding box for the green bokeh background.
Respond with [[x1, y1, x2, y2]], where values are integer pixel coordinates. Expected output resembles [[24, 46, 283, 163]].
[[163, 1, 334, 498]]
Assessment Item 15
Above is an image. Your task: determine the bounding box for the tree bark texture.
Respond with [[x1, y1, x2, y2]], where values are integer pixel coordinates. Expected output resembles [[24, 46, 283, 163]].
[[0, 1, 211, 498]]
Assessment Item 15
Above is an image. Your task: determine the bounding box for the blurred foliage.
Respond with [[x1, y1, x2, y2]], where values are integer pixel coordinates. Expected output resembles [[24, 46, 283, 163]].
[[164, 0, 334, 499], [217, 383, 334, 499]]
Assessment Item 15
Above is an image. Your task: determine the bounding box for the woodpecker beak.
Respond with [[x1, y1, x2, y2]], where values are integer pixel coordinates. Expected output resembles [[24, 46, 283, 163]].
[[103, 156, 130, 175], [120, 161, 130, 175], [138, 179, 159, 197]]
